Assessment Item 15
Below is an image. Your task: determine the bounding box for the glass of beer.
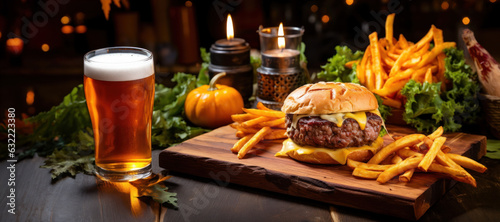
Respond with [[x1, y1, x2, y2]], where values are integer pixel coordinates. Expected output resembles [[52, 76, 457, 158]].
[[84, 47, 154, 181]]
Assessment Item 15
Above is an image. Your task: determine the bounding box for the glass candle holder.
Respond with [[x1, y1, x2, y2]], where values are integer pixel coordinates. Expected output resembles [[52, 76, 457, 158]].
[[256, 26, 305, 110]]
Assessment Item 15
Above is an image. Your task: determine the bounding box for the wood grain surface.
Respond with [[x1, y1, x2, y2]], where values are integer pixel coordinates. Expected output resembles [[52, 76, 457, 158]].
[[0, 145, 497, 221], [159, 125, 487, 220]]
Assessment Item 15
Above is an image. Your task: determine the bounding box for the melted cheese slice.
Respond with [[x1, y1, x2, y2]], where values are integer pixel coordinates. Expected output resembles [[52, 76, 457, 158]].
[[275, 137, 384, 165], [292, 110, 381, 130]]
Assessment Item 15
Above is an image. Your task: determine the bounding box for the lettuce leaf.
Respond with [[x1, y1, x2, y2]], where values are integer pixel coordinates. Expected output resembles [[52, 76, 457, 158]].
[[152, 73, 210, 147], [317, 46, 363, 83], [375, 94, 392, 121], [401, 48, 480, 132]]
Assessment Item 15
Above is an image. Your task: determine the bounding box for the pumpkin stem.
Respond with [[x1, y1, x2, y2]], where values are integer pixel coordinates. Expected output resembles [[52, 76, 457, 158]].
[[208, 72, 226, 91]]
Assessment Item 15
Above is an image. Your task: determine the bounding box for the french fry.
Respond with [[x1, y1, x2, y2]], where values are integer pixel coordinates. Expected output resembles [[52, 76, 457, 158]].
[[381, 96, 402, 109], [428, 163, 477, 187], [416, 42, 456, 69], [369, 32, 388, 81], [353, 168, 382, 179], [398, 34, 409, 48], [432, 26, 446, 89], [435, 150, 453, 167], [365, 59, 376, 91], [399, 169, 415, 183], [377, 156, 423, 184], [387, 52, 400, 60], [231, 113, 258, 123], [231, 134, 254, 153], [235, 131, 247, 138], [424, 67, 433, 83], [368, 134, 426, 164], [414, 42, 430, 58], [372, 79, 408, 97], [347, 159, 393, 171], [357, 49, 368, 85], [389, 45, 416, 77], [397, 147, 424, 159], [402, 56, 421, 68], [257, 102, 273, 111], [415, 26, 434, 50], [345, 60, 358, 69], [435, 150, 477, 186], [447, 153, 487, 173], [385, 13, 396, 46], [418, 137, 447, 172], [441, 145, 451, 153], [391, 155, 403, 164], [382, 53, 395, 67], [236, 126, 260, 134], [229, 122, 239, 129], [242, 108, 286, 118], [257, 117, 286, 128], [375, 67, 385, 90], [428, 126, 443, 140], [263, 129, 287, 140], [410, 66, 429, 81], [237, 127, 271, 159], [241, 116, 273, 128]]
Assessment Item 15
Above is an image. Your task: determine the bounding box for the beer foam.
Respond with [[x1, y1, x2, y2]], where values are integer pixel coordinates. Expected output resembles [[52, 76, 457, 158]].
[[84, 53, 154, 81]]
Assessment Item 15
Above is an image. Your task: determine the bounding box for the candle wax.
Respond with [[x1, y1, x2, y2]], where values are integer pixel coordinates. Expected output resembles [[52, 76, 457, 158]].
[[262, 49, 300, 58], [215, 38, 245, 47]]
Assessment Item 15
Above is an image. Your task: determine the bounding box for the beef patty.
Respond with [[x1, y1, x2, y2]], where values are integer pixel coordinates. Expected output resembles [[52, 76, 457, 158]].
[[286, 112, 383, 149]]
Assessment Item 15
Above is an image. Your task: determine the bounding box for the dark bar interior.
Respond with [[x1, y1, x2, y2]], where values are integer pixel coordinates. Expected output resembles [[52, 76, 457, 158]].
[[1, 0, 499, 116]]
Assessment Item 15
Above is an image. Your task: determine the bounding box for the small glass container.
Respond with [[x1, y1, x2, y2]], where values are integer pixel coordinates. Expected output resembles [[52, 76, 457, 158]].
[[256, 26, 305, 110]]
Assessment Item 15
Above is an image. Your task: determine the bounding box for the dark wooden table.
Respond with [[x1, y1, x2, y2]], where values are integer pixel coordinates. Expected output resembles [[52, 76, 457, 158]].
[[1, 149, 499, 222]]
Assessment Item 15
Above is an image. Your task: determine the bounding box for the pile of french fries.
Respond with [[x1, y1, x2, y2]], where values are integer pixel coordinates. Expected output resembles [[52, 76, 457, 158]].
[[230, 102, 288, 159], [348, 126, 487, 186], [350, 13, 455, 109]]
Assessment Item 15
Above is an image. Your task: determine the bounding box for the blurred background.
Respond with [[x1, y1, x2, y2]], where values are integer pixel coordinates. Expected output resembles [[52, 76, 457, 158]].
[[1, 0, 499, 117]]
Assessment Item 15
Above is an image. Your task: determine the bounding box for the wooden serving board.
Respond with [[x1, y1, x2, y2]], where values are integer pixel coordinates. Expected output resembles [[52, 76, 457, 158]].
[[159, 125, 486, 220]]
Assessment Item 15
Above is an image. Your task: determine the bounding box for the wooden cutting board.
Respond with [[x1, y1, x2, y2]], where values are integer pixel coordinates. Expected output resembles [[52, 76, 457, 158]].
[[159, 125, 486, 220]]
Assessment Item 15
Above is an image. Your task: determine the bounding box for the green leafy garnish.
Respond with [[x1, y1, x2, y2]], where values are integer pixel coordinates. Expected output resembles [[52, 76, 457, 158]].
[[198, 48, 210, 87], [486, 139, 500, 160], [40, 131, 95, 179], [299, 42, 307, 64], [131, 174, 178, 208], [137, 184, 178, 208], [375, 94, 392, 122], [401, 48, 480, 132], [152, 73, 210, 147], [317, 46, 364, 83]]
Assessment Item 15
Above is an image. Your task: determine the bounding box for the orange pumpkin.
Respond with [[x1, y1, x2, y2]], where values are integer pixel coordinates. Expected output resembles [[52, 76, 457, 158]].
[[185, 72, 244, 128]]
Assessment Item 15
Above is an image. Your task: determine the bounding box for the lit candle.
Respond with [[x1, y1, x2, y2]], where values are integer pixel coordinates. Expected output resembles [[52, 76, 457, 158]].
[[256, 23, 304, 109], [260, 23, 301, 69], [209, 14, 253, 103]]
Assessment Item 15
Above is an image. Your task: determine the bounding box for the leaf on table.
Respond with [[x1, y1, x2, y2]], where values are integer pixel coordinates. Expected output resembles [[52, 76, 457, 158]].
[[40, 131, 95, 180], [41, 150, 95, 179], [486, 139, 500, 159], [130, 174, 178, 209]]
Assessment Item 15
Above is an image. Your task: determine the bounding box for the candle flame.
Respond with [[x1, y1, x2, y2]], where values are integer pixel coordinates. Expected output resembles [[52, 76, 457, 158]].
[[278, 23, 285, 49], [226, 14, 234, 40]]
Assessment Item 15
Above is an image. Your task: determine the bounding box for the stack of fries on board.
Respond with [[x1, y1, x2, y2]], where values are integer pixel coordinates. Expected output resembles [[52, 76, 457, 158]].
[[352, 13, 455, 109], [230, 102, 288, 159], [347, 126, 486, 186]]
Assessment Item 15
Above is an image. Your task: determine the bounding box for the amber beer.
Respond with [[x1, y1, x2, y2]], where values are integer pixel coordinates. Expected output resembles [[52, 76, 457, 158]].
[[84, 47, 154, 181]]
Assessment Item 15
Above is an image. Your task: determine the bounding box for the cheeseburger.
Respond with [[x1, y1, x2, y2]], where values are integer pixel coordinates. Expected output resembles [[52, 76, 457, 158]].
[[276, 82, 384, 165]]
